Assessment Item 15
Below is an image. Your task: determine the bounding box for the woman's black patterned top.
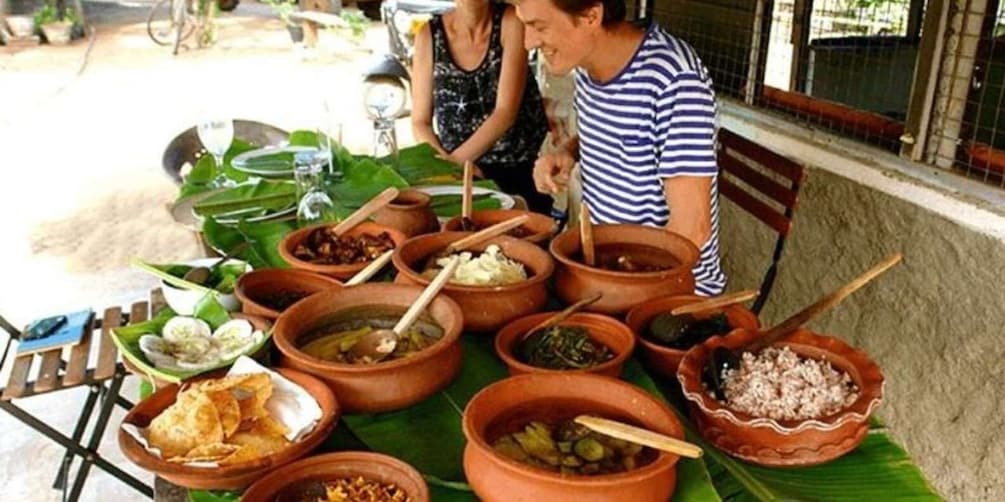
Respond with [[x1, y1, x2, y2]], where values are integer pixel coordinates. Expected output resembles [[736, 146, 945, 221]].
[[429, 4, 548, 164]]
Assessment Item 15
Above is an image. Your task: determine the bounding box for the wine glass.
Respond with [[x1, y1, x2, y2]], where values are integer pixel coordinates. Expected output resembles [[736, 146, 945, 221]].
[[318, 99, 345, 182], [197, 117, 235, 188]]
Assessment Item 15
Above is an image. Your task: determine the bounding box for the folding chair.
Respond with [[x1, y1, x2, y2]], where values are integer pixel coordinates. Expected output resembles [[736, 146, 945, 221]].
[[0, 308, 154, 501], [717, 128, 807, 314]]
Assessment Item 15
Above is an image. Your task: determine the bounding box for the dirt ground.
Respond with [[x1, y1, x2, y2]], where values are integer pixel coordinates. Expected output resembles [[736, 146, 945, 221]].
[[0, 3, 411, 499]]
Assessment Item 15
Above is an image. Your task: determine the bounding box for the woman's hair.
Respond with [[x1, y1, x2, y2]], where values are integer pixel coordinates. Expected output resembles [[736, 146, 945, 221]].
[[550, 0, 626, 26]]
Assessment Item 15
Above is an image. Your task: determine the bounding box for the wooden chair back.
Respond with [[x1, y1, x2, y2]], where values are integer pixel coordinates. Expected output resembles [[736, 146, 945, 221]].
[[717, 128, 807, 313]]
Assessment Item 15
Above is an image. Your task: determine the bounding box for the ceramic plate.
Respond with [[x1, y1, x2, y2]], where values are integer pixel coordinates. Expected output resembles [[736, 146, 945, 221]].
[[415, 185, 515, 219], [231, 145, 317, 177]]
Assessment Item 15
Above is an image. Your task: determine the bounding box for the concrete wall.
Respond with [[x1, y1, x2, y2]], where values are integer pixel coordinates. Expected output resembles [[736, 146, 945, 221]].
[[718, 120, 1005, 501]]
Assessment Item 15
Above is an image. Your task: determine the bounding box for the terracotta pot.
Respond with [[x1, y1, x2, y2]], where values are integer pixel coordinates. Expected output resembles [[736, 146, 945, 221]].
[[118, 367, 339, 490], [120, 313, 273, 390], [549, 224, 699, 315], [5, 15, 35, 38], [677, 328, 884, 467], [495, 312, 635, 378], [372, 188, 440, 237], [442, 209, 557, 245], [235, 269, 343, 320], [272, 283, 464, 413], [392, 231, 554, 332], [462, 373, 684, 502], [625, 295, 760, 378], [241, 451, 430, 502], [41, 21, 72, 45], [278, 221, 407, 280]]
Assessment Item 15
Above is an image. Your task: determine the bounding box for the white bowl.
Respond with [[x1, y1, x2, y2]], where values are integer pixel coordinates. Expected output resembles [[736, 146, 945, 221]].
[[161, 258, 252, 315]]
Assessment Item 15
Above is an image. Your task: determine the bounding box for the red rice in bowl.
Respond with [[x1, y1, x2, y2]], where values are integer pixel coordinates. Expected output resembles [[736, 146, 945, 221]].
[[719, 347, 860, 421]]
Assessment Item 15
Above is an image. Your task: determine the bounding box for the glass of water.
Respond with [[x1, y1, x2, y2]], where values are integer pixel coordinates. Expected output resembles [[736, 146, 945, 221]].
[[294, 149, 338, 227], [197, 117, 235, 188]]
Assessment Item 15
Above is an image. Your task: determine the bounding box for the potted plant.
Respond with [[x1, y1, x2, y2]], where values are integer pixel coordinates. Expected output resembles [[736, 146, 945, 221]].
[[263, 0, 303, 43], [33, 1, 79, 45]]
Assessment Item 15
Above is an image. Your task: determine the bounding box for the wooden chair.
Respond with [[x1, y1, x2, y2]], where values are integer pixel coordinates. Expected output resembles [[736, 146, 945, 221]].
[[0, 307, 154, 500], [717, 128, 807, 314]]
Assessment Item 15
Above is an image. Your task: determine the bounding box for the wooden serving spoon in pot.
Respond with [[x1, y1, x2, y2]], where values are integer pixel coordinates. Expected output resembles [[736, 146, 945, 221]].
[[670, 289, 760, 316], [461, 161, 475, 231], [704, 253, 903, 400], [349, 256, 462, 362], [445, 214, 530, 254], [330, 187, 400, 235], [523, 293, 603, 338], [579, 202, 595, 267], [343, 249, 394, 286], [574, 416, 703, 459]]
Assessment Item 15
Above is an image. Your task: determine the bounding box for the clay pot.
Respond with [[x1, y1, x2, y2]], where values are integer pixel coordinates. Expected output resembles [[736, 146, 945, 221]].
[[372, 188, 440, 237], [495, 312, 635, 378], [118, 367, 339, 490], [278, 221, 407, 280], [5, 15, 35, 38], [41, 21, 73, 45], [442, 209, 557, 245], [120, 313, 273, 390], [677, 328, 884, 467], [272, 283, 464, 413], [392, 231, 554, 332], [549, 224, 699, 315], [625, 295, 760, 378], [462, 373, 685, 502], [235, 269, 343, 320], [241, 451, 430, 502]]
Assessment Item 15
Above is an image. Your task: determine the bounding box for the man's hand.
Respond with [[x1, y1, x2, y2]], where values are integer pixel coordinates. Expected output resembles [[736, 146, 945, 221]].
[[533, 150, 576, 194]]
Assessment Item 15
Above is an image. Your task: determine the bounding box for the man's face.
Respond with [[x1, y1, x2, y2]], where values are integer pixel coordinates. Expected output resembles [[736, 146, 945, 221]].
[[515, 0, 601, 75]]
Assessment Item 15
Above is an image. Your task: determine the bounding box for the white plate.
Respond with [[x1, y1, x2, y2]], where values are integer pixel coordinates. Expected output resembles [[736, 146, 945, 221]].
[[415, 185, 515, 222]]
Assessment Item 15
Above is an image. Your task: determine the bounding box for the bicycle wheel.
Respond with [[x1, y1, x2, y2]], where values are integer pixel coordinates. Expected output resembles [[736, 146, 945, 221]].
[[147, 0, 195, 46]]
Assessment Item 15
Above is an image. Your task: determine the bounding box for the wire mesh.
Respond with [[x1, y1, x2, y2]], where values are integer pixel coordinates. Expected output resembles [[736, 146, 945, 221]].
[[929, 0, 1005, 187]]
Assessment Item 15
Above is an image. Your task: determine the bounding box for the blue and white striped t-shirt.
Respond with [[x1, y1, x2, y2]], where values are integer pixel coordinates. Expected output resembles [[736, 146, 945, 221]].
[[573, 23, 727, 296]]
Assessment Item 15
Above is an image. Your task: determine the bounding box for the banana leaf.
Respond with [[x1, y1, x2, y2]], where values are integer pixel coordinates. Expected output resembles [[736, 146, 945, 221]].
[[428, 193, 503, 217], [110, 297, 270, 384], [193, 180, 297, 217], [201, 217, 295, 269], [387, 143, 463, 185], [179, 139, 258, 199], [329, 156, 410, 208]]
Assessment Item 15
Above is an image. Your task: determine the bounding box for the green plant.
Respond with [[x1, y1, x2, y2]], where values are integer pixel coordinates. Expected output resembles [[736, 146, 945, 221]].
[[340, 10, 368, 39], [33, 1, 80, 28]]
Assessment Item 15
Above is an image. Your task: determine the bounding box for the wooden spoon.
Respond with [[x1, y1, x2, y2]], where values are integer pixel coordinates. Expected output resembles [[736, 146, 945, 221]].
[[331, 187, 400, 235], [705, 253, 903, 400], [579, 202, 595, 267], [461, 161, 475, 231], [349, 256, 462, 362], [670, 289, 760, 316], [574, 416, 703, 459], [523, 293, 603, 337], [445, 214, 530, 254], [343, 250, 394, 286], [182, 242, 251, 285]]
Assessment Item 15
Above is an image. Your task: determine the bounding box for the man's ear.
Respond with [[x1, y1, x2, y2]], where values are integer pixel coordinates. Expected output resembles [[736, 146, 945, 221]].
[[581, 3, 603, 28]]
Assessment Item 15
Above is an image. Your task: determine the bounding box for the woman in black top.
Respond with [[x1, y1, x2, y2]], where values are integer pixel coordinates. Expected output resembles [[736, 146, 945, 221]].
[[411, 0, 551, 213]]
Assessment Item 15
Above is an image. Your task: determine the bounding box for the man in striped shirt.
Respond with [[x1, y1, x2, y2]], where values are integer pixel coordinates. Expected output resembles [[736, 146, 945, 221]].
[[513, 0, 727, 295]]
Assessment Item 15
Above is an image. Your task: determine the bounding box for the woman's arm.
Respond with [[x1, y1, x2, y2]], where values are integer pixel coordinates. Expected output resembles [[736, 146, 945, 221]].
[[448, 7, 528, 163], [410, 22, 449, 157], [664, 176, 712, 249]]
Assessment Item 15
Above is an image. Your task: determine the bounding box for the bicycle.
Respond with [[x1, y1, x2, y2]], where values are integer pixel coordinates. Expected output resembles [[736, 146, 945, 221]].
[[147, 0, 237, 55]]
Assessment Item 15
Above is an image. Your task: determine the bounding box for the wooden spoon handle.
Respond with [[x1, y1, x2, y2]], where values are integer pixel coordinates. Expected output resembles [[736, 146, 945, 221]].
[[446, 214, 530, 253], [344, 250, 394, 286], [579, 202, 595, 266], [524, 293, 603, 336], [393, 256, 461, 335], [670, 289, 760, 316], [462, 161, 474, 220], [574, 416, 703, 459], [751, 252, 903, 351], [332, 187, 400, 235]]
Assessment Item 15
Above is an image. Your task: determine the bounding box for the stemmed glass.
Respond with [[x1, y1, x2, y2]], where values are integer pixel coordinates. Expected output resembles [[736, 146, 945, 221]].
[[197, 117, 235, 188], [318, 99, 345, 182]]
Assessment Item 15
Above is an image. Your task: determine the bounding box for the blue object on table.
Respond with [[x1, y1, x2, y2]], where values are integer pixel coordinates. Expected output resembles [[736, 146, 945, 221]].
[[16, 309, 93, 356]]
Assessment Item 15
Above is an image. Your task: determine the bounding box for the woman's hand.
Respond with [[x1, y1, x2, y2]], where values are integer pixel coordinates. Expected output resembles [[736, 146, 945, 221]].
[[533, 150, 576, 193]]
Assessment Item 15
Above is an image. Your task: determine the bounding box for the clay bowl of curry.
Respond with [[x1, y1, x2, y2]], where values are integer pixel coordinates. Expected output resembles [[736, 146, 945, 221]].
[[278, 221, 407, 280], [272, 283, 464, 414], [549, 224, 699, 315], [495, 312, 635, 378]]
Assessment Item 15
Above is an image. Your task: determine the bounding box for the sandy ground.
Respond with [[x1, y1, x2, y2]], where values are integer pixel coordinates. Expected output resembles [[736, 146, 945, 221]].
[[0, 2, 411, 499]]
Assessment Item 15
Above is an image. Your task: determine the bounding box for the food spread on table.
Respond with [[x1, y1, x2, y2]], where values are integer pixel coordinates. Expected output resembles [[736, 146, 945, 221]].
[[293, 228, 396, 265], [517, 325, 613, 370], [420, 244, 527, 286], [492, 418, 655, 475], [138, 317, 264, 372]]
